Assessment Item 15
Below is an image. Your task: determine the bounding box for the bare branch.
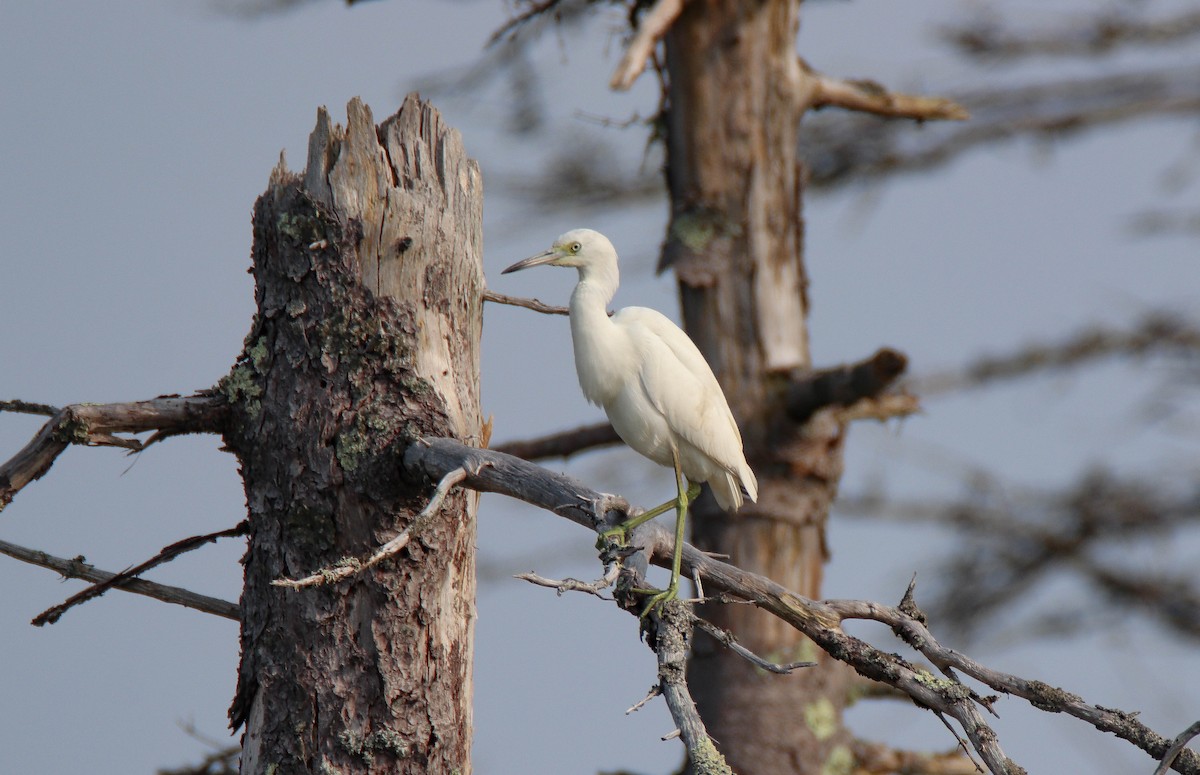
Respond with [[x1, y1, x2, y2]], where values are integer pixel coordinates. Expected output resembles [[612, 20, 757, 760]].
[[806, 62, 969, 121], [827, 592, 1199, 772], [493, 421, 620, 461], [0, 538, 239, 621], [627, 684, 662, 715], [514, 566, 618, 598], [804, 65, 1200, 190], [913, 313, 1200, 396], [273, 467, 471, 589], [787, 347, 909, 422], [946, 9, 1200, 60], [653, 601, 732, 774], [32, 522, 248, 626], [838, 469, 1200, 644], [692, 614, 815, 675], [1156, 721, 1200, 775], [0, 394, 228, 512], [482, 288, 569, 316], [487, 0, 567, 47], [0, 399, 60, 417], [610, 0, 686, 91], [403, 436, 1200, 773]]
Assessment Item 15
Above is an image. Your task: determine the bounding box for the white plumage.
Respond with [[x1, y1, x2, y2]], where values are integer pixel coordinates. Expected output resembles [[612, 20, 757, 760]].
[[502, 228, 758, 513]]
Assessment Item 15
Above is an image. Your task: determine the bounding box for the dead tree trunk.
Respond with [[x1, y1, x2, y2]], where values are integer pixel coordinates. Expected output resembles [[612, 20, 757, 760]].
[[221, 95, 483, 774], [663, 2, 853, 772]]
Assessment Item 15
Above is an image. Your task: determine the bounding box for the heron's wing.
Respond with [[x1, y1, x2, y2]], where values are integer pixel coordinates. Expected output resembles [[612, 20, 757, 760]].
[[616, 307, 748, 475]]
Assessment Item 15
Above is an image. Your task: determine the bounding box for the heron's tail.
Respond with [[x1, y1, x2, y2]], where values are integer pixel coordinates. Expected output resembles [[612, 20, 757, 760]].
[[711, 463, 758, 512]]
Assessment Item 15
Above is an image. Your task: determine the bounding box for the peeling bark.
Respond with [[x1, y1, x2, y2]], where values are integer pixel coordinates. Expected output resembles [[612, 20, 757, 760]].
[[222, 95, 482, 775]]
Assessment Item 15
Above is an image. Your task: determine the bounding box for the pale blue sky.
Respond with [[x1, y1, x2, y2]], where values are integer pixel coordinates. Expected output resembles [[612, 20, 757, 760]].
[[2, 1, 1197, 773]]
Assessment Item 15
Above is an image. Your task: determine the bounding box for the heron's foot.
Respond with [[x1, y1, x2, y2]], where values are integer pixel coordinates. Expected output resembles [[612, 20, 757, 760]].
[[596, 523, 630, 551], [637, 580, 680, 619]]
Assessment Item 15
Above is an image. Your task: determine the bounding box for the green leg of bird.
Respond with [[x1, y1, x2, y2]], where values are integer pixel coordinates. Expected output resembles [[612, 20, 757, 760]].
[[595, 452, 701, 616], [637, 453, 701, 617]]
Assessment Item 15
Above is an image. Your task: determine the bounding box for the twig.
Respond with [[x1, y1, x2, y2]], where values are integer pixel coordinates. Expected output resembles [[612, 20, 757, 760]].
[[807, 64, 970, 121], [0, 394, 228, 512], [627, 684, 662, 715], [32, 522, 248, 626], [1155, 721, 1200, 775], [0, 538, 239, 621], [932, 711, 982, 773], [482, 288, 569, 316], [514, 565, 619, 598], [486, 0, 565, 47], [610, 0, 686, 91], [692, 615, 815, 674], [273, 467, 470, 589], [0, 399, 60, 417]]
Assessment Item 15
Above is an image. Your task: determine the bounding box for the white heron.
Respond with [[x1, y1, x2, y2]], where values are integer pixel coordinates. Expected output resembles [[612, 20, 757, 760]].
[[502, 228, 758, 608]]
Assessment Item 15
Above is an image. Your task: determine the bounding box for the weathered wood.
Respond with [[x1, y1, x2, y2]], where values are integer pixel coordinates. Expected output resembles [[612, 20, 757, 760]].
[[223, 95, 482, 775], [0, 396, 227, 512], [661, 1, 854, 771]]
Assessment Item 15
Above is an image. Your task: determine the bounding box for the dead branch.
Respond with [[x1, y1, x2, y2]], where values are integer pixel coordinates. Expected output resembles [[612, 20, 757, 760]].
[[32, 522, 248, 626], [946, 9, 1200, 60], [786, 347, 909, 423], [1157, 721, 1200, 775], [803, 65, 1200, 190], [482, 288, 569, 316], [403, 436, 1200, 774], [805, 61, 969, 121], [0, 399, 60, 417], [691, 614, 815, 675], [0, 394, 228, 511], [493, 420, 620, 461], [0, 538, 239, 621], [273, 467, 470, 589], [610, 0, 686, 91], [913, 312, 1200, 396], [837, 469, 1200, 644], [653, 600, 731, 774], [487, 0, 568, 47], [514, 566, 618, 598]]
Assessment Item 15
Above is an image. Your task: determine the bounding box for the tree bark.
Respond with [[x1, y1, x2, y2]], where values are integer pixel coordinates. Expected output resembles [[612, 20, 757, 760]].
[[663, 2, 853, 772], [222, 95, 483, 774]]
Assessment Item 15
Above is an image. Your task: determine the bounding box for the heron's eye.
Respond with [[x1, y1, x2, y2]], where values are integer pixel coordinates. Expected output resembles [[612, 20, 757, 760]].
[[571, 242, 582, 254]]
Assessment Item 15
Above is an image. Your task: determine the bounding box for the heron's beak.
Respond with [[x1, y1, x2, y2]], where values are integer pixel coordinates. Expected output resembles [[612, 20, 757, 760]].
[[502, 248, 561, 274]]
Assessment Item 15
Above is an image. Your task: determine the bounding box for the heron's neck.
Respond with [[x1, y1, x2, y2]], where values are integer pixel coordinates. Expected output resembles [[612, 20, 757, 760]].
[[569, 265, 617, 332], [568, 262, 623, 405], [573, 260, 619, 306]]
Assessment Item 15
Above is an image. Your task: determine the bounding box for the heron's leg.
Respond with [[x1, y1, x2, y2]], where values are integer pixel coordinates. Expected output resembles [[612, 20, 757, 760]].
[[638, 450, 692, 615]]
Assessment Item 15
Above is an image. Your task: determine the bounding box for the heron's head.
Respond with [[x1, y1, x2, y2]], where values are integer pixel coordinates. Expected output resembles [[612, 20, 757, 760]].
[[502, 229, 617, 275]]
